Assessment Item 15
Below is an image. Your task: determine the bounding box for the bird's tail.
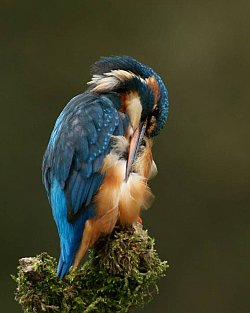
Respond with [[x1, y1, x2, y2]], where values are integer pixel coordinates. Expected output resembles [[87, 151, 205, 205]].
[[57, 253, 75, 279], [56, 240, 78, 279]]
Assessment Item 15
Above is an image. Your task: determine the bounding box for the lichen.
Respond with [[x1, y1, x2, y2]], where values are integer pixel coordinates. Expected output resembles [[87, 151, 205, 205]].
[[12, 223, 168, 312]]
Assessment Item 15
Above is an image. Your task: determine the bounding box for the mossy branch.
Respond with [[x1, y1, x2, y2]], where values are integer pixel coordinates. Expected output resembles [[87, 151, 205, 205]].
[[12, 223, 168, 312]]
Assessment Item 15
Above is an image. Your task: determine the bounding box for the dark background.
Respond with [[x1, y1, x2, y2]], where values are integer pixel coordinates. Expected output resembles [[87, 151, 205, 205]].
[[1, 1, 250, 312]]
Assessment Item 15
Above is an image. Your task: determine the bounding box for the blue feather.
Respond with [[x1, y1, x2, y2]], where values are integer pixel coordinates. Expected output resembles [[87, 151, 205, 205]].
[[50, 177, 96, 278], [42, 56, 169, 278], [42, 92, 121, 277], [91, 55, 169, 136], [86, 174, 104, 205]]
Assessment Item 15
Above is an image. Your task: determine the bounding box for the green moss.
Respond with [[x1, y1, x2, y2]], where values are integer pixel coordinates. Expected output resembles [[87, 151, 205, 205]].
[[12, 224, 168, 312]]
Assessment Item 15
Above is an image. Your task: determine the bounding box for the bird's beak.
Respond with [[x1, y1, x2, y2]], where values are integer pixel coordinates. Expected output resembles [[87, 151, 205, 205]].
[[125, 120, 147, 181]]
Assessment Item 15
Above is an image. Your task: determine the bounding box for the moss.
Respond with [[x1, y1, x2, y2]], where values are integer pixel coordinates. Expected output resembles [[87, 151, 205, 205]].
[[12, 223, 168, 312]]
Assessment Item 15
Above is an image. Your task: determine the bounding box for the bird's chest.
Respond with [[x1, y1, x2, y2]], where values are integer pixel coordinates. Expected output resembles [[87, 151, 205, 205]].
[[93, 135, 157, 232]]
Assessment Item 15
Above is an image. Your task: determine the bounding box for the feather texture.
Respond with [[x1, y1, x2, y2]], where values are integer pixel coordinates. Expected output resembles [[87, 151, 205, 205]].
[[42, 92, 125, 277], [42, 56, 169, 278]]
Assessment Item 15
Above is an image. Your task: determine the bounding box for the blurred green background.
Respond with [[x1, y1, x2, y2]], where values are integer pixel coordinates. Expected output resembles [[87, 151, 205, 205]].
[[1, 1, 250, 312]]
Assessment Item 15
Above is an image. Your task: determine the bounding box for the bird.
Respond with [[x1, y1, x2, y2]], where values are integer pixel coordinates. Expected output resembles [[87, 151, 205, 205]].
[[42, 55, 169, 278]]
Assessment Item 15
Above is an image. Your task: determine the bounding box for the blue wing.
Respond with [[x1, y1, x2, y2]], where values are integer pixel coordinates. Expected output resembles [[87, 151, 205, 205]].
[[42, 92, 128, 278]]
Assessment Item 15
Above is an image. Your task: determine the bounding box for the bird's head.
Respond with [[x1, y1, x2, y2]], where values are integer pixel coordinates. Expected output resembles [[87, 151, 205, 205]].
[[88, 56, 169, 179], [88, 55, 169, 136]]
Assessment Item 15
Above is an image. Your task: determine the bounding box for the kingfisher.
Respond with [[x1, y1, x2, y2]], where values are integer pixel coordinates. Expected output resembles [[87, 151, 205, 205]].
[[42, 56, 169, 278]]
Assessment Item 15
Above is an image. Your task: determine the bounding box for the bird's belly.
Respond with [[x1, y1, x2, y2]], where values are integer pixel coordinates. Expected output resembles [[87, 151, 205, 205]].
[[94, 160, 150, 233], [118, 166, 153, 225], [93, 140, 156, 235], [73, 137, 157, 266]]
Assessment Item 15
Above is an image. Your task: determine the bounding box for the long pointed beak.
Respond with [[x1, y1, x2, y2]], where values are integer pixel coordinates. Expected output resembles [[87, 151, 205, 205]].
[[125, 120, 147, 181]]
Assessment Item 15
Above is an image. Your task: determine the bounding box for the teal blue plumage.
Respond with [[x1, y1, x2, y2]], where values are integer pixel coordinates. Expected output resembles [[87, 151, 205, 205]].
[[42, 92, 126, 278], [91, 55, 169, 136], [42, 56, 169, 278]]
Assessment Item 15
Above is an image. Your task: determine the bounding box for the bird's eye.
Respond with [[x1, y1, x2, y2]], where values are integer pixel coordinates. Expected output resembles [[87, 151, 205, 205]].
[[146, 106, 159, 136], [152, 106, 159, 117]]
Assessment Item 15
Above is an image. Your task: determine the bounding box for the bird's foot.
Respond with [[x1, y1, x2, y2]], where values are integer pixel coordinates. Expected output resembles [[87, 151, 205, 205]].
[[137, 216, 142, 224]]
